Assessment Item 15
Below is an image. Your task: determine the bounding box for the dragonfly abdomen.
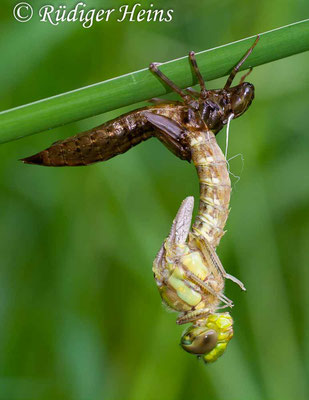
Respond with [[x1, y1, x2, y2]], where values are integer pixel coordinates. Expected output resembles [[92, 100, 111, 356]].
[[21, 109, 156, 166], [191, 132, 231, 248]]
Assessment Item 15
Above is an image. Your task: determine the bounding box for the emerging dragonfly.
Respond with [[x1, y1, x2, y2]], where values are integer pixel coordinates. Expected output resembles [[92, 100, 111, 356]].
[[22, 36, 259, 362], [148, 38, 258, 362], [153, 196, 239, 363]]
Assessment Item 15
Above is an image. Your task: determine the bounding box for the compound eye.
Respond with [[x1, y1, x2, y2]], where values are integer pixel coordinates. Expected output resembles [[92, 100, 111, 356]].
[[231, 96, 245, 115], [181, 329, 218, 355], [231, 83, 254, 116]]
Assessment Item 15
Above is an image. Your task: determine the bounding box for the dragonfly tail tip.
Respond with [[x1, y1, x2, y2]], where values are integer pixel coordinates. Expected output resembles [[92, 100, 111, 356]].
[[20, 152, 44, 165]]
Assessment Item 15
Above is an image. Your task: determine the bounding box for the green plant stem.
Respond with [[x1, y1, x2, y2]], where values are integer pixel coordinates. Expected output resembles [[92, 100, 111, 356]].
[[1, 19, 309, 145]]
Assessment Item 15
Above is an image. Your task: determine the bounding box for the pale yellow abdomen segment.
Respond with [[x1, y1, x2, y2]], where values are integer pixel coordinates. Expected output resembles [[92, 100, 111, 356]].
[[154, 240, 221, 313], [181, 251, 209, 280], [190, 132, 231, 248]]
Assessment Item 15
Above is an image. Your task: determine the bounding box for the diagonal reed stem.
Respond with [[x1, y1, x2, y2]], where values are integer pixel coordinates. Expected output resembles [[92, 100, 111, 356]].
[[0, 19, 308, 145]]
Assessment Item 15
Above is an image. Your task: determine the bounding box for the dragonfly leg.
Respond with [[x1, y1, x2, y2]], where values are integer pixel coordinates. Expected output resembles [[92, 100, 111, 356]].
[[188, 51, 207, 99], [147, 97, 180, 105], [149, 62, 196, 105], [177, 308, 211, 325], [148, 97, 168, 104], [216, 303, 232, 310], [224, 35, 260, 89], [224, 273, 246, 291], [196, 236, 246, 291], [185, 270, 233, 308], [239, 67, 253, 84], [185, 87, 200, 98]]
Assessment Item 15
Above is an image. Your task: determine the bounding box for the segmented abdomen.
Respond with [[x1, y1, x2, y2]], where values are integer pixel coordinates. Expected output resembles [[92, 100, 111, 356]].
[[190, 131, 230, 248], [21, 103, 190, 167], [22, 109, 155, 166]]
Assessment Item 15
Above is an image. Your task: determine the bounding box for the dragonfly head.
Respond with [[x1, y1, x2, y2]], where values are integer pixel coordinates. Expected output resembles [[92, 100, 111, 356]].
[[229, 82, 255, 119], [180, 312, 233, 363]]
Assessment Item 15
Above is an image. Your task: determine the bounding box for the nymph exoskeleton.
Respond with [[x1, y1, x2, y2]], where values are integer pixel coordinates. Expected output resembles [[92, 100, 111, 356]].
[[21, 37, 259, 167]]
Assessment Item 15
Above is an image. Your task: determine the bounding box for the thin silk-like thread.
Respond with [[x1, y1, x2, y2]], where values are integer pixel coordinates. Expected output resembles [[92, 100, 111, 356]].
[[225, 113, 234, 159], [227, 153, 245, 186], [224, 113, 245, 186]]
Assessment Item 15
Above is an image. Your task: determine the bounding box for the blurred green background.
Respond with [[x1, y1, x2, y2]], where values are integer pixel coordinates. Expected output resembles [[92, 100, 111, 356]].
[[1, 1, 309, 399]]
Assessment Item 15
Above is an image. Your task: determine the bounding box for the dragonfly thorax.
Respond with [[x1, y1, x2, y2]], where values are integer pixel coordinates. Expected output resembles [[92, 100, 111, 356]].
[[153, 234, 224, 315], [198, 82, 255, 134]]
